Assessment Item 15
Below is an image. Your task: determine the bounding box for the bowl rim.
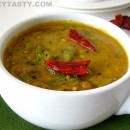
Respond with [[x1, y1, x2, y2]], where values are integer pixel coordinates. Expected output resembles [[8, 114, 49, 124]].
[[0, 12, 130, 95]]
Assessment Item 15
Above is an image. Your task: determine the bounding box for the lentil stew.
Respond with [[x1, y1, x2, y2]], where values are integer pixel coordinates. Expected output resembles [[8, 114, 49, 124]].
[[3, 20, 128, 91]]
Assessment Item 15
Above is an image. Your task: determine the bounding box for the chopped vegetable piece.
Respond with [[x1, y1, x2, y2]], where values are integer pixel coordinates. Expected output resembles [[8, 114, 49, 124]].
[[35, 46, 52, 65], [110, 14, 130, 30], [54, 46, 76, 62], [45, 59, 91, 75], [69, 29, 97, 51], [35, 46, 45, 64]]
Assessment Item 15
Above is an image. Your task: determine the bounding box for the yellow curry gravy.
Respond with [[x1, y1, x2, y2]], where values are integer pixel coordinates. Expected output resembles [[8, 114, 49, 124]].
[[3, 20, 128, 91]]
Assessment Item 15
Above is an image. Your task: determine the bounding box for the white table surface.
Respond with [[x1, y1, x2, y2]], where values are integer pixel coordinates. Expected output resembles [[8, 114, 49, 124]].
[[0, 3, 130, 38]]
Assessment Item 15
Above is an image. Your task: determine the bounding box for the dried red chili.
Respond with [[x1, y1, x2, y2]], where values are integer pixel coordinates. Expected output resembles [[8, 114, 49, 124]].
[[45, 59, 91, 75], [121, 16, 130, 30], [110, 14, 130, 30], [69, 29, 97, 51], [110, 14, 123, 27]]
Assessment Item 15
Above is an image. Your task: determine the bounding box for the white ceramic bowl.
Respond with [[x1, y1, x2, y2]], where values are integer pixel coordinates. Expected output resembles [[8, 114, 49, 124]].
[[0, 13, 130, 130]]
